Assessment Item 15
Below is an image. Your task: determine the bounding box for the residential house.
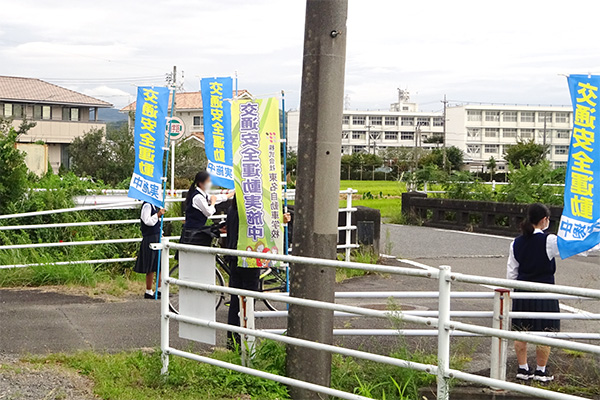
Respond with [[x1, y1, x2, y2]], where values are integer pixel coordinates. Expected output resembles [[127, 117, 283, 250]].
[[0, 76, 112, 173]]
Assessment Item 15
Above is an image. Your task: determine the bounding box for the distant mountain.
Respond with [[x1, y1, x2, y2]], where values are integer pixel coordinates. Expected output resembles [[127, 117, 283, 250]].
[[98, 108, 128, 123]]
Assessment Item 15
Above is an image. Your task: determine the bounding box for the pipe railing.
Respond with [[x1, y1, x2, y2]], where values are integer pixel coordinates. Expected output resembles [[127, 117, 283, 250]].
[[160, 240, 599, 400]]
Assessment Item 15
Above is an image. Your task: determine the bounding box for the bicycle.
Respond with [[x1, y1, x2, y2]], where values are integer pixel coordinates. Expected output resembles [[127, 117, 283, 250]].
[[168, 222, 287, 314]]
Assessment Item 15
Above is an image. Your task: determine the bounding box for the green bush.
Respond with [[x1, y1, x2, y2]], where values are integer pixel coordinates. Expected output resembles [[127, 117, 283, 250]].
[[497, 161, 564, 205]]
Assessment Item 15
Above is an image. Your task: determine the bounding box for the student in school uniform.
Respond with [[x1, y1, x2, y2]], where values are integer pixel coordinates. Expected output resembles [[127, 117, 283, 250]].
[[181, 171, 235, 246], [506, 203, 559, 383], [225, 195, 291, 348], [134, 202, 166, 299]]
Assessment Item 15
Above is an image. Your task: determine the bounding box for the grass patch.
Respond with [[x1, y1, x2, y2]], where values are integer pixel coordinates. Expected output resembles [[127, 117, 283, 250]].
[[336, 247, 380, 282], [25, 337, 469, 400], [340, 180, 406, 197]]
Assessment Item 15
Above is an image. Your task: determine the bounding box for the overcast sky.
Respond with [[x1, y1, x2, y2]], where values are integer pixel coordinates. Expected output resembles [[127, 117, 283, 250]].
[[2, 0, 600, 111]]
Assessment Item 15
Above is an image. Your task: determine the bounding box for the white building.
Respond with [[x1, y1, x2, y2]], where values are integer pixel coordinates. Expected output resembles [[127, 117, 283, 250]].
[[287, 96, 444, 155], [446, 104, 572, 171]]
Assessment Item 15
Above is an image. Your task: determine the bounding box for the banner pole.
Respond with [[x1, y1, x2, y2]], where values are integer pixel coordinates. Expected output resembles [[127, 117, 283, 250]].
[[156, 66, 177, 299], [282, 90, 290, 293]]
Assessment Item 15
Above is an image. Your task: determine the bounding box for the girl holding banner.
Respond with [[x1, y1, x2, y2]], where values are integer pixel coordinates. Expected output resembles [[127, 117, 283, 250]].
[[181, 171, 234, 246], [134, 202, 166, 299]]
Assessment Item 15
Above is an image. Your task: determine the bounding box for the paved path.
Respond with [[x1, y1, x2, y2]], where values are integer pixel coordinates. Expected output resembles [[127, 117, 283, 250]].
[[1, 224, 599, 356]]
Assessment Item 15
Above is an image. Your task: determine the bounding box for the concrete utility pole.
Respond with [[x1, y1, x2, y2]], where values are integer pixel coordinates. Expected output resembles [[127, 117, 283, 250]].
[[169, 66, 177, 194], [287, 1, 348, 398], [442, 94, 448, 172]]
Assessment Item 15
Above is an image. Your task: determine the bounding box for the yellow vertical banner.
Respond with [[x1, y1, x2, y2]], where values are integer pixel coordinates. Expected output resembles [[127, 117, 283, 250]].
[[232, 97, 283, 267]]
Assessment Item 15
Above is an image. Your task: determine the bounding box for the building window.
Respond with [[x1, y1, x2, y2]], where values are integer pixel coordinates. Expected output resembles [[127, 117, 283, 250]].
[[502, 128, 517, 138], [400, 117, 414, 126], [467, 128, 481, 139], [555, 145, 569, 155], [556, 130, 570, 139], [370, 116, 382, 125], [3, 104, 12, 117], [70, 108, 79, 121], [485, 111, 500, 121], [503, 111, 517, 122], [433, 117, 444, 126], [342, 131, 350, 139], [193, 116, 202, 127], [555, 112, 569, 123], [42, 106, 51, 120], [554, 161, 567, 168], [520, 112, 534, 122], [385, 131, 398, 140], [538, 112, 552, 123], [352, 131, 365, 140], [384, 116, 397, 126], [353, 145, 366, 153], [4, 103, 23, 118], [466, 144, 481, 155], [520, 129, 533, 138], [467, 110, 482, 121], [343, 115, 350, 125], [370, 131, 382, 140], [400, 132, 414, 141], [352, 116, 365, 125], [416, 117, 430, 126], [484, 144, 499, 153], [485, 128, 499, 138]]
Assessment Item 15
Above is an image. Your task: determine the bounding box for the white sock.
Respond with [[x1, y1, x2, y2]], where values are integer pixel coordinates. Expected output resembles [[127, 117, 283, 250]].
[[519, 364, 529, 370], [536, 365, 546, 372], [145, 289, 154, 295]]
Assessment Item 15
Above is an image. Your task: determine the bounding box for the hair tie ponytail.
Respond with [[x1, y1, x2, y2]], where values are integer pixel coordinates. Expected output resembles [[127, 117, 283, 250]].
[[521, 203, 550, 236]]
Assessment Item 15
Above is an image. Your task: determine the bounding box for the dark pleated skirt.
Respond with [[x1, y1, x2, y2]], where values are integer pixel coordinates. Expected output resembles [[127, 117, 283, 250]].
[[512, 290, 560, 332], [133, 233, 160, 274]]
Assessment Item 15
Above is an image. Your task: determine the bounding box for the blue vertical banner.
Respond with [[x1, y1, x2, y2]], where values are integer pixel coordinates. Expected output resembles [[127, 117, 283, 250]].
[[201, 77, 234, 189], [127, 86, 170, 207], [557, 75, 600, 259]]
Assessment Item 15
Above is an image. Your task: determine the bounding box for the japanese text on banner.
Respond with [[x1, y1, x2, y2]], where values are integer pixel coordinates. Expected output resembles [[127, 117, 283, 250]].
[[127, 86, 169, 207], [200, 77, 234, 188], [557, 75, 600, 259], [232, 97, 284, 268]]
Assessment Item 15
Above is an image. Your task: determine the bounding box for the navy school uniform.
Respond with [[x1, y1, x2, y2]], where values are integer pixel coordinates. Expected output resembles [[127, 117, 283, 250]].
[[134, 202, 160, 274], [507, 229, 560, 332]]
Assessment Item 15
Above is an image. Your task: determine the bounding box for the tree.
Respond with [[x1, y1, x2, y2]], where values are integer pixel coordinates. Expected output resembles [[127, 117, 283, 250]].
[[504, 140, 548, 167], [69, 123, 134, 185], [486, 156, 497, 181], [0, 117, 33, 213], [173, 138, 207, 185], [285, 148, 298, 179], [419, 146, 464, 171]]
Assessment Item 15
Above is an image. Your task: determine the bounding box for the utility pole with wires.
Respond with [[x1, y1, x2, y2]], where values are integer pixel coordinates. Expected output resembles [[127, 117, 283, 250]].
[[442, 94, 449, 172], [166, 66, 177, 195]]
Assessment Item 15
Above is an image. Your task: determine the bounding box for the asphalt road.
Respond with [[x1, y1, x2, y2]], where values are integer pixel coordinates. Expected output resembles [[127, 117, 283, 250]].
[[2, 224, 599, 359]]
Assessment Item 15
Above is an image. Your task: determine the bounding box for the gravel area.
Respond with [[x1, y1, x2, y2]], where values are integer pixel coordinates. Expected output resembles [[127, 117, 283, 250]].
[[0, 355, 95, 400]]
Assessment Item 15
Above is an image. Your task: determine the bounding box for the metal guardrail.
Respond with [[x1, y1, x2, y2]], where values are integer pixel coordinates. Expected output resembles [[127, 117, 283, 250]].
[[0, 189, 359, 267], [160, 240, 600, 400]]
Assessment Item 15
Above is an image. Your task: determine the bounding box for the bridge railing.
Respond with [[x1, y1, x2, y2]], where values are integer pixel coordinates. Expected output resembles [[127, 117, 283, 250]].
[[159, 239, 600, 400]]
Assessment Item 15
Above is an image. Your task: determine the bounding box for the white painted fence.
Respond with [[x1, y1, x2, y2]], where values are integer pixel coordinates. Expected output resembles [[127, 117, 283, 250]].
[[159, 239, 600, 400]]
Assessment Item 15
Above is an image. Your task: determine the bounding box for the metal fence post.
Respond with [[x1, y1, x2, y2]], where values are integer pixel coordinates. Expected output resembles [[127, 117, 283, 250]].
[[345, 189, 353, 262], [437, 265, 451, 400], [240, 295, 256, 367], [160, 238, 171, 375], [490, 288, 511, 383]]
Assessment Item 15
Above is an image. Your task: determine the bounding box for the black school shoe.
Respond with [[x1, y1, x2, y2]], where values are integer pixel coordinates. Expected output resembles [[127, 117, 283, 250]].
[[534, 369, 554, 382], [516, 366, 534, 381], [144, 292, 161, 299]]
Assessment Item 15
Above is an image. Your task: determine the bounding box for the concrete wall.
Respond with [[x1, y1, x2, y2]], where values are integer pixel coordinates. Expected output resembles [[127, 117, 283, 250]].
[[16, 143, 48, 176], [13, 119, 106, 144]]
